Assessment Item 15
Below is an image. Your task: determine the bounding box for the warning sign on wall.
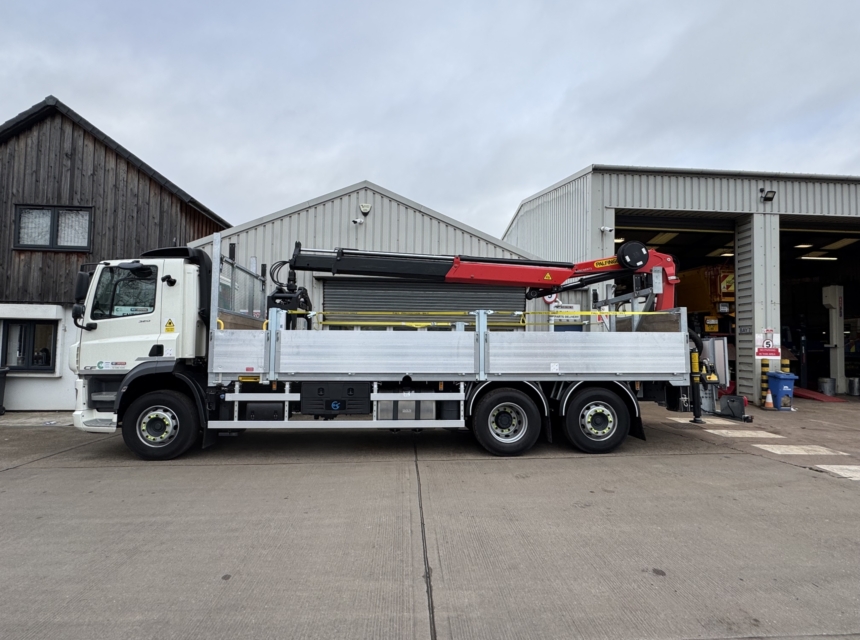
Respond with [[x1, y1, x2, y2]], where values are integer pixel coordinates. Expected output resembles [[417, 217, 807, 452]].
[[754, 329, 780, 359], [719, 272, 735, 295]]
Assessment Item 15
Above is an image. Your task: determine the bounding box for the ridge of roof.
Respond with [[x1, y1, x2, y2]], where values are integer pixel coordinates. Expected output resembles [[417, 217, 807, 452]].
[[192, 180, 538, 259], [0, 95, 231, 229]]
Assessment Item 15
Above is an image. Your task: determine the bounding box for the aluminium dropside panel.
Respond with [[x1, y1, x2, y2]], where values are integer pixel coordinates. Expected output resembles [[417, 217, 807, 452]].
[[208, 322, 689, 384]]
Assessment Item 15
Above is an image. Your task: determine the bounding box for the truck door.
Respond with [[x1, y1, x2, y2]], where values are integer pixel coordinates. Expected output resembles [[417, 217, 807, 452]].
[[155, 258, 199, 360], [79, 260, 164, 375]]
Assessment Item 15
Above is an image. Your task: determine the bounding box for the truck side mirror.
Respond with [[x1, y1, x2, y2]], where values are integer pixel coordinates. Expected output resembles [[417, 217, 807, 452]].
[[74, 271, 91, 303], [72, 303, 96, 331]]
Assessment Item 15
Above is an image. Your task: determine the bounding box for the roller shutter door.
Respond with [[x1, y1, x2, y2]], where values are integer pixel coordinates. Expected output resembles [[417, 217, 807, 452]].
[[322, 278, 526, 328]]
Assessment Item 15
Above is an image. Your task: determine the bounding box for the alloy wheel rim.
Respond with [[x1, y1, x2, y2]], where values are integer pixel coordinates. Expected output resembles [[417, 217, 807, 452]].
[[579, 402, 617, 441], [488, 402, 528, 443], [136, 406, 179, 448]]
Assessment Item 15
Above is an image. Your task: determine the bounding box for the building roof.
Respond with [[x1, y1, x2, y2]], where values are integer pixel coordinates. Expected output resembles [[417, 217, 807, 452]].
[[204, 179, 538, 259], [0, 95, 230, 229]]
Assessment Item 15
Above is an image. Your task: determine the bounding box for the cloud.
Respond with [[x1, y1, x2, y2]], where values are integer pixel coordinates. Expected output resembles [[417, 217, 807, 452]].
[[2, 0, 860, 238]]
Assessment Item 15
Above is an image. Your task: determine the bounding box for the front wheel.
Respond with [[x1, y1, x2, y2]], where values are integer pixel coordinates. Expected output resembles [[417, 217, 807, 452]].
[[472, 388, 541, 456], [121, 390, 200, 460], [563, 387, 630, 453]]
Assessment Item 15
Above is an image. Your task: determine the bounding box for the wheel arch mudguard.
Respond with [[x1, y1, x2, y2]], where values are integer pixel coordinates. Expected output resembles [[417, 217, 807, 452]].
[[466, 381, 553, 442], [114, 362, 208, 440], [558, 381, 644, 441], [466, 381, 550, 417]]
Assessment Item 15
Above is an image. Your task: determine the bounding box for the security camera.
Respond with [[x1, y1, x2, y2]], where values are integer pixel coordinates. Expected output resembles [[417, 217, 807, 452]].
[[352, 218, 364, 225]]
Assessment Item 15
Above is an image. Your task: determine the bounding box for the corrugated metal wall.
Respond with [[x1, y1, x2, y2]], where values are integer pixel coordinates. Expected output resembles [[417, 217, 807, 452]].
[[596, 171, 860, 218], [734, 214, 781, 402], [502, 172, 609, 329], [193, 184, 530, 325], [505, 167, 860, 265], [503, 173, 593, 262], [734, 218, 756, 398]]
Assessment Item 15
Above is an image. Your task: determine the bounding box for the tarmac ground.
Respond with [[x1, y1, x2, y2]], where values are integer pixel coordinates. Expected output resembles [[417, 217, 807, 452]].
[[1, 397, 859, 640]]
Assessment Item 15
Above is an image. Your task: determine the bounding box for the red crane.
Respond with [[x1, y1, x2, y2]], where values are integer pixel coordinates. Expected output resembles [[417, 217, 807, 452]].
[[283, 241, 679, 311]]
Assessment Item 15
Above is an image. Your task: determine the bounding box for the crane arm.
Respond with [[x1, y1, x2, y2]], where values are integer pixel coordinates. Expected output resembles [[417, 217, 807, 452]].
[[287, 241, 679, 310]]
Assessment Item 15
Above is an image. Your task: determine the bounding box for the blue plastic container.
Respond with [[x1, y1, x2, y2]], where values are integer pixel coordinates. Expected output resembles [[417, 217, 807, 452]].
[[767, 371, 798, 411]]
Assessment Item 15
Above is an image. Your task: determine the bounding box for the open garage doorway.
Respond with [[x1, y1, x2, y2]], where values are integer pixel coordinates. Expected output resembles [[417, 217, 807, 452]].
[[779, 217, 860, 392], [615, 213, 739, 386]]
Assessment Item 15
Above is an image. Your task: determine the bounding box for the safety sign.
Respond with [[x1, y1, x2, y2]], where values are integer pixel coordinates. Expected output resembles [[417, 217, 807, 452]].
[[755, 328, 781, 359]]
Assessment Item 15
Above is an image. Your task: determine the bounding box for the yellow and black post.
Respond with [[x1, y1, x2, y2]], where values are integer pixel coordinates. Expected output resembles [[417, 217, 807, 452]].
[[690, 349, 705, 424]]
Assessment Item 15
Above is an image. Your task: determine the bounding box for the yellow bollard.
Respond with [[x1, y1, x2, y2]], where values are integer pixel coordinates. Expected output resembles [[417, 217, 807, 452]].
[[761, 359, 770, 405]]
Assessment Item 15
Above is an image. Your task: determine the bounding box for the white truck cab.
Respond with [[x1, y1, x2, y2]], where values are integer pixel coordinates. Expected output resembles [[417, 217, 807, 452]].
[[71, 249, 209, 436]]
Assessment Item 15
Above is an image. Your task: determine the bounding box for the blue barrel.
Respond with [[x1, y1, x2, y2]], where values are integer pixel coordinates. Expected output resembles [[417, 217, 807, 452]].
[[767, 371, 798, 411]]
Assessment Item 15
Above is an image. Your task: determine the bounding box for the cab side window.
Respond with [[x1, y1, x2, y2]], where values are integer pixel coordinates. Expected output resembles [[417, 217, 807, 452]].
[[91, 266, 158, 319]]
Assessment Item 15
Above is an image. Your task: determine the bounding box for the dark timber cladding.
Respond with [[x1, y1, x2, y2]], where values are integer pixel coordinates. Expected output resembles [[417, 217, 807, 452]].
[[0, 96, 229, 304]]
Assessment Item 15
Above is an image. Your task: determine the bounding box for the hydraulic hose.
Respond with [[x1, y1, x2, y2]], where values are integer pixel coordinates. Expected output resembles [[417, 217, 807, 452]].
[[688, 328, 703, 355]]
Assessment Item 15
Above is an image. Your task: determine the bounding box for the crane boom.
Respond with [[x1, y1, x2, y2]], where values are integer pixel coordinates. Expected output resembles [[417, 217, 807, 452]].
[[287, 241, 679, 310]]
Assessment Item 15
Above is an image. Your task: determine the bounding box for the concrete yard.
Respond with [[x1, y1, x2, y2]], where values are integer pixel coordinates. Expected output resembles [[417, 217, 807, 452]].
[[1, 399, 859, 640]]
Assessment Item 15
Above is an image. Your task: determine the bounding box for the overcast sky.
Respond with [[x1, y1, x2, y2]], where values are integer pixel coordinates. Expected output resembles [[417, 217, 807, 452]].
[[3, 0, 860, 237]]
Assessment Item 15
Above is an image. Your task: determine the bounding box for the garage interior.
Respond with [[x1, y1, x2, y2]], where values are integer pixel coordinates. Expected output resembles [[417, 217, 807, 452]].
[[779, 217, 860, 387], [615, 211, 859, 394]]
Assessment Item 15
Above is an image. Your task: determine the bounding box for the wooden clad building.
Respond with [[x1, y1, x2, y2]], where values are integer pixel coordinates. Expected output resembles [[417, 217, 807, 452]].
[[0, 96, 230, 410], [0, 95, 229, 304]]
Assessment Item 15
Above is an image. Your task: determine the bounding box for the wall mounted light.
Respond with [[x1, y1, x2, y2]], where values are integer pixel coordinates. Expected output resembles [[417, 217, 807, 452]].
[[759, 188, 776, 202]]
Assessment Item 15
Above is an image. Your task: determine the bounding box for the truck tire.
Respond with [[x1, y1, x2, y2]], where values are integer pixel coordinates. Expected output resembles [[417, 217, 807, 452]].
[[121, 390, 200, 460], [563, 387, 630, 453], [472, 388, 541, 456]]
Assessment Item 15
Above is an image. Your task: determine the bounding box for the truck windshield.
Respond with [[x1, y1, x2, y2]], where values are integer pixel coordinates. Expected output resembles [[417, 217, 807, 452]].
[[91, 266, 158, 319]]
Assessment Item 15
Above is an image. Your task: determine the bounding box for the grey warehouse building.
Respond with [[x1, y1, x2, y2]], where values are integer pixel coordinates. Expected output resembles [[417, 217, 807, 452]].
[[503, 165, 860, 403]]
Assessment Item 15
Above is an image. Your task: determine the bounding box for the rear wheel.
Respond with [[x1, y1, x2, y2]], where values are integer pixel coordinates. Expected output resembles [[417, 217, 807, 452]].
[[563, 387, 630, 453], [121, 390, 200, 460], [472, 388, 541, 456]]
